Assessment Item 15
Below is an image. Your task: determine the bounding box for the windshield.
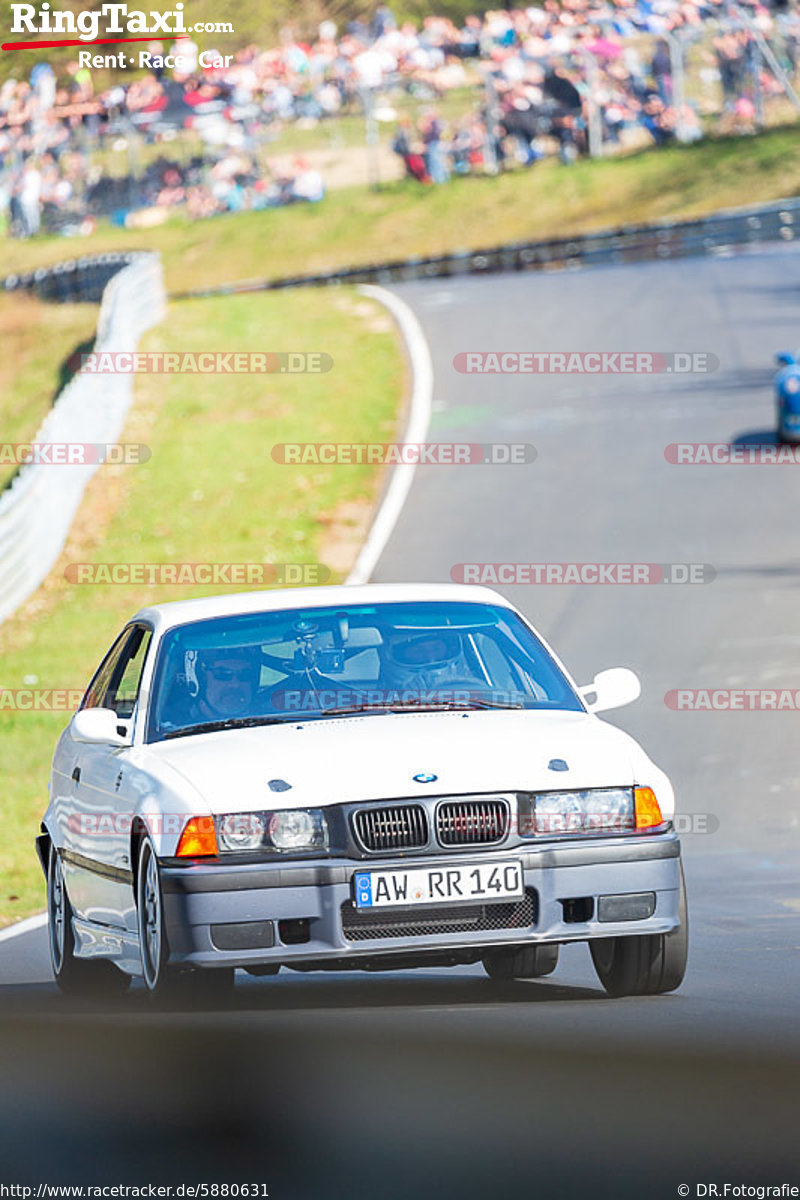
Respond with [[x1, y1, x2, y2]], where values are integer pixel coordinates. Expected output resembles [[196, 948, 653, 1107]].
[[145, 600, 583, 742]]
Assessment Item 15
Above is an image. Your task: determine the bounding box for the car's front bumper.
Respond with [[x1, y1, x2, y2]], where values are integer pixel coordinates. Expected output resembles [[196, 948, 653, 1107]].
[[778, 406, 800, 441], [160, 831, 683, 970]]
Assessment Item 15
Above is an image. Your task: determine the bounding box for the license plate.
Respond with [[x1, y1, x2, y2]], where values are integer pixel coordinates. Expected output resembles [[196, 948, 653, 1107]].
[[353, 861, 524, 909]]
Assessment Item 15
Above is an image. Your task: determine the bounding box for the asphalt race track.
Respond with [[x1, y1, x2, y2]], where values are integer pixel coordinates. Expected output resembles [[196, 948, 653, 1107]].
[[1, 246, 799, 1194]]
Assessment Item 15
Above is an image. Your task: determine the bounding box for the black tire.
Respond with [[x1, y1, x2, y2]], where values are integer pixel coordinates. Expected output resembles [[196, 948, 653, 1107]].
[[590, 867, 688, 997], [136, 838, 169, 994], [483, 943, 559, 980], [136, 838, 235, 1003], [47, 845, 130, 996]]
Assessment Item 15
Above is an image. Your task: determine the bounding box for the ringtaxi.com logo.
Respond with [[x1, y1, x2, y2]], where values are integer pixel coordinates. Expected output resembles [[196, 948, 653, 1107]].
[[6, 3, 235, 44], [451, 563, 716, 585]]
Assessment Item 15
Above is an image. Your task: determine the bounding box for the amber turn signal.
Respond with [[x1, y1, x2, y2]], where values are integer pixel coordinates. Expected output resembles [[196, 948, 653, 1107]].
[[634, 786, 664, 830], [176, 815, 218, 857]]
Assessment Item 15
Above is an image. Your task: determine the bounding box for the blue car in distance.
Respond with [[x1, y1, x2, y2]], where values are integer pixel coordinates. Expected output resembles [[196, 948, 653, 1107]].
[[775, 351, 800, 443]]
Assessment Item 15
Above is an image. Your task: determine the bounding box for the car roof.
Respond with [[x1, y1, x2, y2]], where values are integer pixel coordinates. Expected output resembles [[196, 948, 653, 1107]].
[[132, 582, 515, 634]]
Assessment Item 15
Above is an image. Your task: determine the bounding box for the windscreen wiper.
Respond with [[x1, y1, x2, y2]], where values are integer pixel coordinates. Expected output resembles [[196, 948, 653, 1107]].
[[298, 703, 395, 718], [162, 716, 289, 740], [387, 698, 528, 712], [246, 698, 531, 722]]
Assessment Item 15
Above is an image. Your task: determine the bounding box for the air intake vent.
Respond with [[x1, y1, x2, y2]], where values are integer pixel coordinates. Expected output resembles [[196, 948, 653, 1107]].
[[341, 890, 537, 942], [353, 805, 428, 853], [436, 799, 510, 847]]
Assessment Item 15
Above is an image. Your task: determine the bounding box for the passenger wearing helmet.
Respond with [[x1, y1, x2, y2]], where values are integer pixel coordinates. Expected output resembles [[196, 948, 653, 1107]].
[[379, 629, 469, 694]]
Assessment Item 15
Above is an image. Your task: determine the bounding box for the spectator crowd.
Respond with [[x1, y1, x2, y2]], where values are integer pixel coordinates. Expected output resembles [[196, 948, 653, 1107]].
[[2, 0, 799, 237]]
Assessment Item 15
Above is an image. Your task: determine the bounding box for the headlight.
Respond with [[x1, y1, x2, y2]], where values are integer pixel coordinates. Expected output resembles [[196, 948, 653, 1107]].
[[216, 808, 328, 854], [218, 812, 266, 852], [269, 808, 328, 851], [521, 788, 636, 836]]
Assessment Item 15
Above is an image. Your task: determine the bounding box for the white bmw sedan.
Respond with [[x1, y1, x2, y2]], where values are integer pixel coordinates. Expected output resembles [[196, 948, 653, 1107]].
[[39, 583, 687, 999]]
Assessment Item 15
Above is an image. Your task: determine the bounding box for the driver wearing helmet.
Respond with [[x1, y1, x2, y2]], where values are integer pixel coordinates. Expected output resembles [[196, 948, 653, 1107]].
[[179, 646, 261, 724], [379, 629, 469, 694]]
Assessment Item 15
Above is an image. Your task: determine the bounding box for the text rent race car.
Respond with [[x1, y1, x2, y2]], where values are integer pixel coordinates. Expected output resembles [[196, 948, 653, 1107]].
[[39, 583, 688, 1000]]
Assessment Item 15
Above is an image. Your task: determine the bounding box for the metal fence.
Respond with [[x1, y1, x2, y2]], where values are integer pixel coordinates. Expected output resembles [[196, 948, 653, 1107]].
[[1, 252, 146, 303], [174, 195, 800, 298], [0, 252, 165, 626]]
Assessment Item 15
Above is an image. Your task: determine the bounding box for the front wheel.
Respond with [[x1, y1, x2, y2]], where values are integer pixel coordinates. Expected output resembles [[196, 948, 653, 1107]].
[[136, 839, 234, 1003], [137, 838, 168, 992], [590, 868, 688, 997], [48, 845, 130, 996]]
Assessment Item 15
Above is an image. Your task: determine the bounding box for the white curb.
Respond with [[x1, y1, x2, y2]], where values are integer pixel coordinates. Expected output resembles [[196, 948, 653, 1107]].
[[0, 911, 47, 943], [346, 284, 434, 585]]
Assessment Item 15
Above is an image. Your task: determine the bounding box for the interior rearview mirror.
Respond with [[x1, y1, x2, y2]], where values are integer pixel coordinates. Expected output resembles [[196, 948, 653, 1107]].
[[579, 668, 641, 713]]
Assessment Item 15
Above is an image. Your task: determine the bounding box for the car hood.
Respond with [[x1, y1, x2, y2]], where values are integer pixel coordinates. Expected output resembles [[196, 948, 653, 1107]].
[[142, 709, 671, 815]]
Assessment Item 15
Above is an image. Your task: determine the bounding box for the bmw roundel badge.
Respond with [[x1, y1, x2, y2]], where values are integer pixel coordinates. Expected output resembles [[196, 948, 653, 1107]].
[[413, 772, 438, 784]]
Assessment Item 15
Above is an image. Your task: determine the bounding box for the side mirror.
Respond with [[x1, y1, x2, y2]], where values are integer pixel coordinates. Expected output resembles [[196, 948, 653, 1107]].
[[776, 351, 795, 368], [72, 707, 130, 747], [579, 668, 641, 713]]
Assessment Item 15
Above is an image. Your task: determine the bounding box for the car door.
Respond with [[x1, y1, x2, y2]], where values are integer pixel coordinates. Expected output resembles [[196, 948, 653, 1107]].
[[63, 624, 152, 930]]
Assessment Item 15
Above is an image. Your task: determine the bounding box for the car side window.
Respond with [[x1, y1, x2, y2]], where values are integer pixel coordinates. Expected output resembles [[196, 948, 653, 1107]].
[[81, 626, 152, 718], [80, 630, 132, 711], [110, 628, 153, 719]]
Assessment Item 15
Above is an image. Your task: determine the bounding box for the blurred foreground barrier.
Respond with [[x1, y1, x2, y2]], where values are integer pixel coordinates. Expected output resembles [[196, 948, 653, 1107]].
[[0, 1011, 796, 1196], [0, 253, 165, 625], [174, 196, 800, 298]]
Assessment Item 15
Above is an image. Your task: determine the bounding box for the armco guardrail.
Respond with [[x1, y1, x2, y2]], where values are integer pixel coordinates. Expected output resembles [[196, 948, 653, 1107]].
[[174, 197, 800, 298], [2, 251, 150, 303], [0, 252, 165, 625]]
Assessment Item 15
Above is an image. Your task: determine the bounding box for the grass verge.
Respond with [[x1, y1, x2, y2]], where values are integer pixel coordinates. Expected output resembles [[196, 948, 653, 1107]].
[[2, 125, 800, 295], [0, 295, 98, 489], [0, 286, 405, 926]]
